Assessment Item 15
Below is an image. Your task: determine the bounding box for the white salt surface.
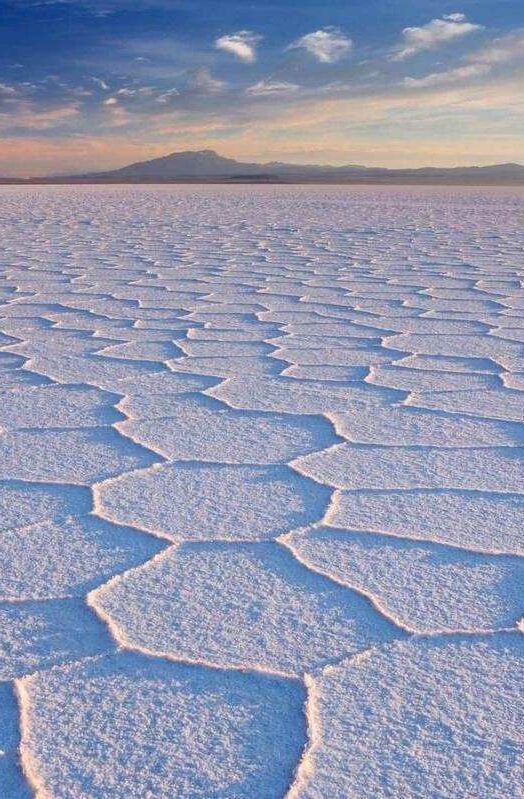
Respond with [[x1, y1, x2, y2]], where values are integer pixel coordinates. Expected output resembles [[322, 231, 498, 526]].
[[19, 653, 305, 798], [284, 527, 523, 632], [91, 542, 401, 674], [0, 185, 522, 797], [290, 635, 523, 799]]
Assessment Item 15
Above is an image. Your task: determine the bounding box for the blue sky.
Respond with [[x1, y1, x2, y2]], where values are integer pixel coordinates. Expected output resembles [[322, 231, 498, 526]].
[[2, 0, 523, 174]]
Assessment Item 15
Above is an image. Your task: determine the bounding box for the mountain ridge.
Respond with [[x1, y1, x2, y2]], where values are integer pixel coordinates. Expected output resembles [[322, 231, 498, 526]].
[[78, 150, 524, 182], [78, 149, 371, 179], [3, 149, 524, 184]]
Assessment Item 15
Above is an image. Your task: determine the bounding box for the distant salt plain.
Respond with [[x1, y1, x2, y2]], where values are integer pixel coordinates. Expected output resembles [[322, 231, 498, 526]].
[[0, 185, 522, 798]]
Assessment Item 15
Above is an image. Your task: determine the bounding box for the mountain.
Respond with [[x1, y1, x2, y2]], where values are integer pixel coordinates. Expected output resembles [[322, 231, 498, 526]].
[[69, 152, 524, 184], [87, 150, 267, 179], [76, 149, 369, 180], [15, 150, 524, 184]]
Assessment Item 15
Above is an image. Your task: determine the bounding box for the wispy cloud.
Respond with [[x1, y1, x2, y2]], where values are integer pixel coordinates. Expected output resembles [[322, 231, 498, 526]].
[[404, 63, 490, 89], [215, 31, 261, 63], [0, 101, 81, 132], [393, 13, 482, 60], [246, 80, 299, 97], [0, 82, 18, 97], [405, 27, 524, 89], [187, 67, 225, 94], [156, 87, 180, 104], [288, 28, 353, 63], [90, 76, 110, 90], [464, 29, 524, 65]]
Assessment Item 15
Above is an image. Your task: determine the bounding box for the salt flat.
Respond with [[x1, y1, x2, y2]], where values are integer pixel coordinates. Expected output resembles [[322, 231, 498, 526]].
[[0, 185, 522, 798]]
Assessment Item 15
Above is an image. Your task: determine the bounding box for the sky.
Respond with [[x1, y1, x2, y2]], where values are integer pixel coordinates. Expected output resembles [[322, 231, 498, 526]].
[[1, 0, 524, 175]]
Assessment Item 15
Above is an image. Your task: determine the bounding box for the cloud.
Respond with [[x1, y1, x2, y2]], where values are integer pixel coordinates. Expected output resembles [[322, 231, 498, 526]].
[[69, 86, 94, 98], [393, 14, 482, 60], [0, 83, 18, 97], [403, 27, 524, 89], [91, 77, 110, 90], [444, 13, 467, 22], [288, 28, 353, 63], [0, 102, 81, 132], [465, 30, 524, 66], [404, 63, 490, 89], [101, 85, 167, 107], [156, 87, 180, 104], [187, 67, 225, 94], [215, 31, 260, 63], [245, 80, 299, 97]]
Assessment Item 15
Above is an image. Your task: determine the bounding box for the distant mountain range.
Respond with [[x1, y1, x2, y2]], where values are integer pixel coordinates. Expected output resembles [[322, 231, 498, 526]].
[[3, 149, 524, 184], [79, 150, 370, 180]]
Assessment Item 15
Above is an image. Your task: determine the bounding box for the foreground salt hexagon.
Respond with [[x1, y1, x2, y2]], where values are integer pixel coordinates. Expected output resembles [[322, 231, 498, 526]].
[[22, 353, 167, 393], [168, 354, 280, 378], [19, 652, 305, 799], [327, 489, 524, 554], [385, 333, 524, 371], [95, 463, 331, 540], [91, 541, 402, 674], [408, 387, 524, 422], [367, 364, 495, 393], [294, 444, 524, 492], [290, 635, 524, 799], [207, 375, 401, 414], [117, 395, 336, 463], [0, 599, 113, 679], [0, 482, 91, 532], [0, 384, 122, 429], [284, 527, 523, 633], [0, 428, 157, 484], [328, 404, 522, 447], [0, 515, 165, 601]]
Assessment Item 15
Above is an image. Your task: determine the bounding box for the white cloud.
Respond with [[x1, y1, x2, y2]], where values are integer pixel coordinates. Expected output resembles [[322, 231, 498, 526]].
[[70, 86, 94, 98], [288, 28, 353, 63], [404, 62, 490, 88], [188, 67, 225, 94], [114, 86, 156, 99], [465, 30, 524, 65], [402, 26, 524, 90], [156, 87, 180, 104], [246, 80, 299, 97], [0, 83, 18, 97], [215, 31, 261, 63], [393, 14, 482, 60], [91, 76, 110, 90]]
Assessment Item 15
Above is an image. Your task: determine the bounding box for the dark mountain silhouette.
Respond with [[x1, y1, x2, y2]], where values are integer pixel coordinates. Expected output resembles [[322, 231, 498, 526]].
[[77, 149, 369, 180], [74, 150, 524, 183], [3, 150, 523, 184]]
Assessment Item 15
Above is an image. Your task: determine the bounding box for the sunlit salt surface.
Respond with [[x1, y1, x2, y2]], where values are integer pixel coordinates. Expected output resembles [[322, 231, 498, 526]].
[[0, 185, 522, 798]]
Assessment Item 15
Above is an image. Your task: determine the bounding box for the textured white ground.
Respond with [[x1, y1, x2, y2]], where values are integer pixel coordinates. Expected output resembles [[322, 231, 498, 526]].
[[0, 185, 523, 799]]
